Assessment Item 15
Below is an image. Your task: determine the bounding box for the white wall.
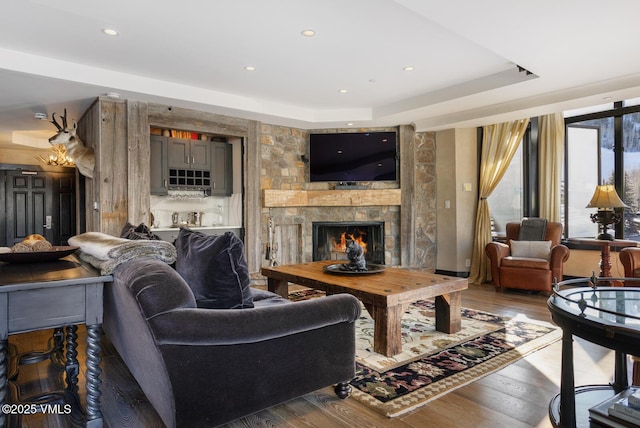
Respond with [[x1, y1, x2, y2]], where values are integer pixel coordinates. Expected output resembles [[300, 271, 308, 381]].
[[435, 128, 478, 274]]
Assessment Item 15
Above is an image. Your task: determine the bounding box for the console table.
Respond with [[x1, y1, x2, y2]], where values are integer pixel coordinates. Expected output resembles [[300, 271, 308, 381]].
[[547, 278, 640, 428], [0, 255, 112, 428], [567, 238, 637, 278]]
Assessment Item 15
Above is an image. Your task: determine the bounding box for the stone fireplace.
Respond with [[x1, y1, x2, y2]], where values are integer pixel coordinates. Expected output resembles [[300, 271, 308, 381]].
[[312, 221, 385, 264]]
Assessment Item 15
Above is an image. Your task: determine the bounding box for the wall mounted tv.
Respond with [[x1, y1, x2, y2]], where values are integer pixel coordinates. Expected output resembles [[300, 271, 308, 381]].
[[309, 131, 398, 182]]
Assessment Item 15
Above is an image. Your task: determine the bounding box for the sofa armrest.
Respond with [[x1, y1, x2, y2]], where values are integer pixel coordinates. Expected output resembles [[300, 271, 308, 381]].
[[485, 241, 510, 264], [485, 241, 510, 286], [148, 293, 362, 346], [550, 244, 570, 283]]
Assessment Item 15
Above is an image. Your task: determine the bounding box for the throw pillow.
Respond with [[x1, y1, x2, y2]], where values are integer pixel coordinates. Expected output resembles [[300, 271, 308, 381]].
[[174, 228, 254, 309], [510, 240, 552, 260]]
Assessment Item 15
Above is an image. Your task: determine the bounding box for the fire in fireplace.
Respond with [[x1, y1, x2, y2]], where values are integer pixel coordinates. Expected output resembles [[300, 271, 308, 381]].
[[312, 221, 385, 264]]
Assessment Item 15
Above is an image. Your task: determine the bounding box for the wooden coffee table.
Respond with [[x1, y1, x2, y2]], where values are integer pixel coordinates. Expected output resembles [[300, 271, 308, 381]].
[[261, 260, 468, 357]]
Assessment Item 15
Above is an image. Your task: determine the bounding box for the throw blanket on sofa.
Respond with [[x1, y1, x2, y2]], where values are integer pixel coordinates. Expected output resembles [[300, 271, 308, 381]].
[[69, 232, 176, 274]]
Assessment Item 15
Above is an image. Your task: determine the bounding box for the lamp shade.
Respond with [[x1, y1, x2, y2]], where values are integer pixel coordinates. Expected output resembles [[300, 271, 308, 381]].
[[585, 184, 629, 209]]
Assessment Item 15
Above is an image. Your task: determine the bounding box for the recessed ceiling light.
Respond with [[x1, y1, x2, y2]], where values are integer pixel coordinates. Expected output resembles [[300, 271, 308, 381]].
[[301, 29, 315, 37], [403, 66, 415, 72], [105, 92, 120, 99], [34, 113, 48, 120], [102, 28, 119, 36], [244, 66, 256, 71], [338, 89, 348, 93], [346, 122, 354, 126]]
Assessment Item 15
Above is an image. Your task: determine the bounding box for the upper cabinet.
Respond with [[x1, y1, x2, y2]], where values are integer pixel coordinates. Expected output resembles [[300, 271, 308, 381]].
[[150, 135, 168, 195], [211, 141, 232, 196], [168, 138, 211, 170], [150, 133, 233, 196]]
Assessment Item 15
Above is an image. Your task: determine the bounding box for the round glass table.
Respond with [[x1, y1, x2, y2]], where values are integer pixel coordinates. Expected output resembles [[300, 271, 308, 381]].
[[548, 277, 640, 428]]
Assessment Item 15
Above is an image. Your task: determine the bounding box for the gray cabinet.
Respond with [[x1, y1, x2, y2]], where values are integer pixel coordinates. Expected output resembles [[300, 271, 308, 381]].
[[150, 135, 168, 195], [150, 135, 232, 195], [211, 142, 233, 196], [168, 138, 211, 170]]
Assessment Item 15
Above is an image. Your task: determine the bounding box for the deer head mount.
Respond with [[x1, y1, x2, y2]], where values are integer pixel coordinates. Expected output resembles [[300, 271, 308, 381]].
[[49, 108, 95, 178]]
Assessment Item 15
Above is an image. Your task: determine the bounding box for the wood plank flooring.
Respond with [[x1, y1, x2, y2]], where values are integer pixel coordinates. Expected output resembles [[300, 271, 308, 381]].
[[7, 283, 620, 427]]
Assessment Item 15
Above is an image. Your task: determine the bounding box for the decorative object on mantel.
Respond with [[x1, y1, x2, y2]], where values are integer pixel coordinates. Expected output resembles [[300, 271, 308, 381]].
[[586, 184, 629, 240], [37, 143, 75, 167], [48, 109, 95, 178], [288, 290, 561, 417]]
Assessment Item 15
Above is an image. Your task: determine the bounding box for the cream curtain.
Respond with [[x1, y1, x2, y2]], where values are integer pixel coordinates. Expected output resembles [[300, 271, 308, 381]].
[[538, 113, 565, 222], [468, 119, 530, 284]]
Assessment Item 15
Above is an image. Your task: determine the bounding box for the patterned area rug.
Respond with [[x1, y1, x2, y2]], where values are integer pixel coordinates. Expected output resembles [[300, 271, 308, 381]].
[[289, 289, 561, 417]]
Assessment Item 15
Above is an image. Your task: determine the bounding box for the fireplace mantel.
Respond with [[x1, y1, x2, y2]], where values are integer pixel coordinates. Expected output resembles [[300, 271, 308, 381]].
[[263, 189, 401, 207]]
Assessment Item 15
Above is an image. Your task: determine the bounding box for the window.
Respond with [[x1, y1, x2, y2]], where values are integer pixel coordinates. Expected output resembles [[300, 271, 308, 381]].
[[564, 101, 640, 240], [488, 143, 523, 236]]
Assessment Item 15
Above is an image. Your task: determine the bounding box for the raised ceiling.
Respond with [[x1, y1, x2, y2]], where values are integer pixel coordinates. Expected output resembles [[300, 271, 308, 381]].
[[2, 0, 640, 148]]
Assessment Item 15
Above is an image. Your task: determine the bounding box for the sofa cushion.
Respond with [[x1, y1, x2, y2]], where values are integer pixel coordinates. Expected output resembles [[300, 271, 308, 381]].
[[502, 256, 550, 270], [510, 240, 551, 260], [175, 228, 254, 309]]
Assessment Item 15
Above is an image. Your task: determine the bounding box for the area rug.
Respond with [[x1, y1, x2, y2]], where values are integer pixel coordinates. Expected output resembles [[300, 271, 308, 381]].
[[289, 289, 561, 418]]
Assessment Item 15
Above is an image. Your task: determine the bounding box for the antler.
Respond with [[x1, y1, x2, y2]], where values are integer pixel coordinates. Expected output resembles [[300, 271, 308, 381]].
[[50, 108, 69, 131], [62, 108, 68, 130], [50, 112, 62, 131]]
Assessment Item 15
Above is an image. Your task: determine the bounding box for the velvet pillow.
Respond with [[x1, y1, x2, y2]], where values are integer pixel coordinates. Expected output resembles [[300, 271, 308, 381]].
[[174, 228, 254, 309], [510, 240, 552, 261]]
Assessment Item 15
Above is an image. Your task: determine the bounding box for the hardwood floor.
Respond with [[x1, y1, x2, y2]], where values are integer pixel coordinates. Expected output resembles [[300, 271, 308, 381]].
[[8, 283, 619, 427]]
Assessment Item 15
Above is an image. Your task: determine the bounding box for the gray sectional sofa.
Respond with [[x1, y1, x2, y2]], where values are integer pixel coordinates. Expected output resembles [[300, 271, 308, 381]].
[[102, 229, 361, 427]]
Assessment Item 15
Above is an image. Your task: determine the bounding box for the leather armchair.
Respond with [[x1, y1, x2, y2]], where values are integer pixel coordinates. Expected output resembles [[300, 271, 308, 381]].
[[618, 246, 640, 386], [485, 222, 570, 293], [620, 247, 640, 278]]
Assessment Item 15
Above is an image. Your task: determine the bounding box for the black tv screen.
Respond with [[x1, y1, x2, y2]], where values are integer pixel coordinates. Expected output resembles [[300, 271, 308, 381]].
[[309, 131, 397, 182]]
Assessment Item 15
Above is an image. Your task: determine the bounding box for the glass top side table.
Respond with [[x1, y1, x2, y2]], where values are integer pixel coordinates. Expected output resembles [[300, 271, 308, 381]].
[[548, 276, 640, 428]]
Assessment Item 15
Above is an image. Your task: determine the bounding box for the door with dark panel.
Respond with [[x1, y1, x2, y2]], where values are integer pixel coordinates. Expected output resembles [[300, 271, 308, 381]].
[[5, 169, 76, 246]]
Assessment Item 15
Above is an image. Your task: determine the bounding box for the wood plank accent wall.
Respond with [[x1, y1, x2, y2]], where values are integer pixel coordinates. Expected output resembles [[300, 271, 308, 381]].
[[399, 124, 416, 266], [263, 189, 401, 207], [79, 98, 263, 273], [126, 100, 150, 226]]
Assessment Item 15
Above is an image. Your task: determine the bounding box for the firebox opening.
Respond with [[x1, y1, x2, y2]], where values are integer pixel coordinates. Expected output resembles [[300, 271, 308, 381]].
[[312, 221, 385, 264]]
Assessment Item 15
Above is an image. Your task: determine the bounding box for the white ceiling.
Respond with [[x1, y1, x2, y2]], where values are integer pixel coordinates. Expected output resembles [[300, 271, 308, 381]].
[[2, 0, 640, 149]]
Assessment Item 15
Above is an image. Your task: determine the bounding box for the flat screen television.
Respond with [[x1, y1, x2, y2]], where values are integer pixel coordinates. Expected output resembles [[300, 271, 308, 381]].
[[309, 131, 397, 182]]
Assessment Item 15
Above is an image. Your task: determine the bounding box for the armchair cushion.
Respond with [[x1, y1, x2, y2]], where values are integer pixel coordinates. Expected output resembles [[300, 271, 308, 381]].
[[502, 256, 549, 270], [510, 240, 551, 260], [175, 228, 253, 309]]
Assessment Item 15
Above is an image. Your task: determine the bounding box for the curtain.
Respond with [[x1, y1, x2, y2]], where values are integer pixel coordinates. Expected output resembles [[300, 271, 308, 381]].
[[468, 119, 530, 284], [538, 113, 564, 222]]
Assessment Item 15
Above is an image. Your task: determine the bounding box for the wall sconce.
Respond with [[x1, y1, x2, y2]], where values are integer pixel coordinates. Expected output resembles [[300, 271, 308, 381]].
[[586, 184, 629, 240]]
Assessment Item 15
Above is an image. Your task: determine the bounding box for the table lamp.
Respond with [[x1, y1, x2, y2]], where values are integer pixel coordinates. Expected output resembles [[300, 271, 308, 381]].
[[586, 184, 629, 240]]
